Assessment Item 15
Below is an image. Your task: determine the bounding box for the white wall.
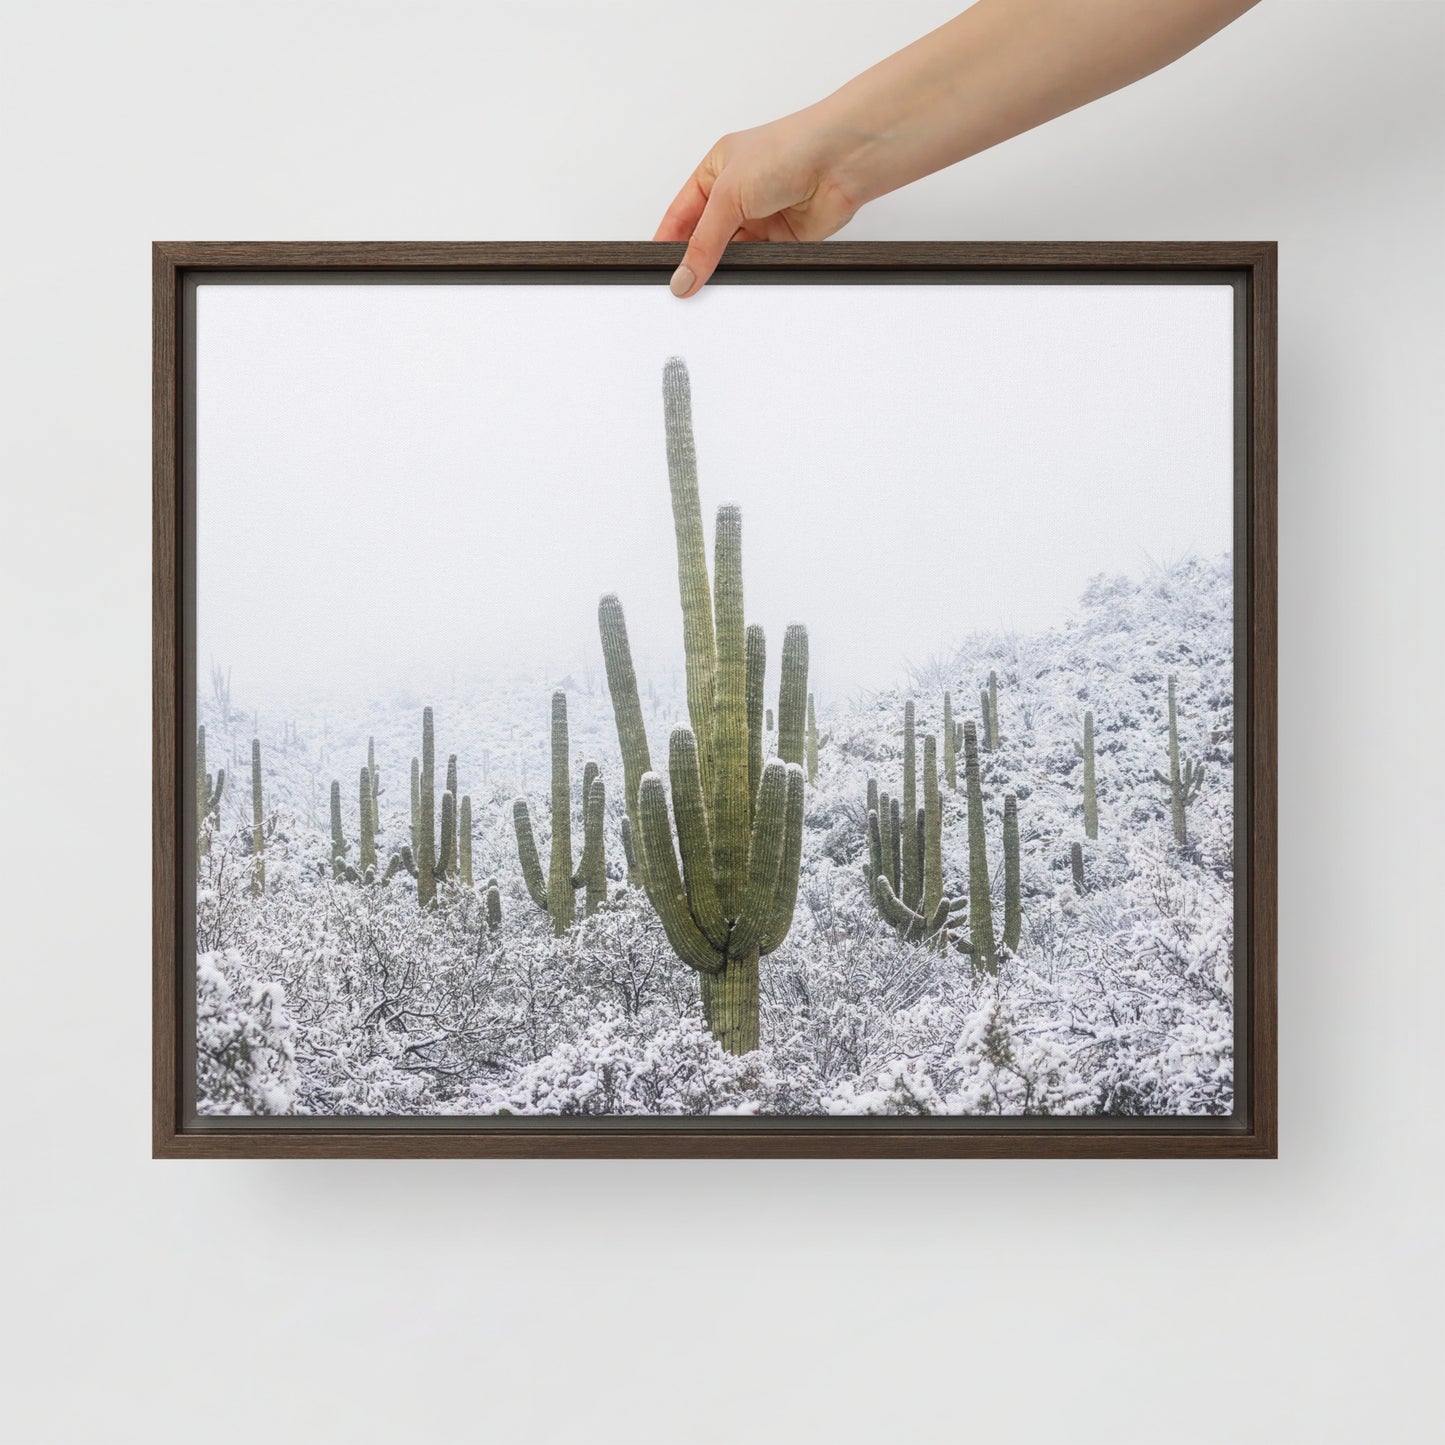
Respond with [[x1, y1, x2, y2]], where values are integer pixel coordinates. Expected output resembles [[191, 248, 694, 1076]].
[[1, 2, 1440, 1441]]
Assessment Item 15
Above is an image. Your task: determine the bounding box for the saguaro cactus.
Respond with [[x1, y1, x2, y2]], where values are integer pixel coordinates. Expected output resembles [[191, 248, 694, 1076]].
[[513, 691, 609, 933], [359, 767, 378, 877], [485, 876, 503, 929], [1153, 674, 1205, 847], [599, 365, 809, 1053], [409, 756, 420, 854], [1071, 841, 1086, 894], [900, 701, 920, 910], [806, 693, 819, 785], [1002, 793, 1021, 952], [962, 720, 996, 971], [765, 707, 774, 732], [196, 725, 224, 862], [250, 738, 264, 896], [366, 737, 382, 838], [414, 707, 455, 907], [444, 754, 460, 878], [1075, 710, 1098, 840], [865, 725, 963, 948], [987, 670, 1000, 751], [942, 692, 956, 790]]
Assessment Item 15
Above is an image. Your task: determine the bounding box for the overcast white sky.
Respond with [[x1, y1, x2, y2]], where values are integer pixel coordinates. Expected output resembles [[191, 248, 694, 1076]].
[[196, 280, 1234, 708]]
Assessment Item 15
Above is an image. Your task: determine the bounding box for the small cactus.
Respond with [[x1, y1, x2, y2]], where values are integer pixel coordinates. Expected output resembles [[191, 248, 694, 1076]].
[[459, 795, 473, 888], [1071, 841, 1086, 894], [195, 725, 224, 863], [485, 876, 503, 929], [1152, 675, 1205, 847], [987, 670, 1000, 751], [765, 707, 774, 732], [514, 691, 610, 932], [979, 688, 992, 751]]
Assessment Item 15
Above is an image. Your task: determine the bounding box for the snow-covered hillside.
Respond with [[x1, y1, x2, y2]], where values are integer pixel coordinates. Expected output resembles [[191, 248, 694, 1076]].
[[195, 554, 1234, 1117]]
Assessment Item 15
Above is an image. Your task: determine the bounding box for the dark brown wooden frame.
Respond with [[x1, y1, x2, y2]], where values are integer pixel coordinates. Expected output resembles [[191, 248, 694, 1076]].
[[154, 241, 1275, 1158]]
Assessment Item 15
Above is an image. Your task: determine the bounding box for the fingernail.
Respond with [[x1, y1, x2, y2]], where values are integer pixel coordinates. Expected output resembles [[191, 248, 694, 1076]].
[[669, 264, 695, 298]]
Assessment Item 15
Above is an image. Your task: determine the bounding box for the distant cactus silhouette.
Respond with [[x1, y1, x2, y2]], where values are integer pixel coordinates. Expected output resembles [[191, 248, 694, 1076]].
[[1153, 674, 1205, 847], [963, 721, 996, 971], [196, 725, 224, 863]]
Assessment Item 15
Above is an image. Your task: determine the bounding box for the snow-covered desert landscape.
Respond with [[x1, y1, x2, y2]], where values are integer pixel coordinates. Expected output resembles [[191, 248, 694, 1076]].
[[192, 283, 1237, 1118]]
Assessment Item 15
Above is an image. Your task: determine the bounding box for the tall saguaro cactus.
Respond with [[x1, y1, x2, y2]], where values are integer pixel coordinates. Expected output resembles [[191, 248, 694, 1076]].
[[987, 670, 1000, 751], [962, 720, 996, 971], [1075, 710, 1098, 840], [415, 706, 455, 907], [250, 738, 264, 897], [1153, 674, 1205, 847], [196, 725, 224, 863], [598, 359, 809, 1054], [513, 691, 609, 933], [1002, 793, 1021, 953]]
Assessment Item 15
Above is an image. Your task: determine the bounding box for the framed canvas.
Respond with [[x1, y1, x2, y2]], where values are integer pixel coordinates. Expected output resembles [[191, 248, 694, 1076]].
[[153, 241, 1276, 1158]]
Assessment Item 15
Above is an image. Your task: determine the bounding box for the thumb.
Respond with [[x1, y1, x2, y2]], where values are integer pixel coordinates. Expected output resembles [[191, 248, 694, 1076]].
[[670, 179, 744, 298]]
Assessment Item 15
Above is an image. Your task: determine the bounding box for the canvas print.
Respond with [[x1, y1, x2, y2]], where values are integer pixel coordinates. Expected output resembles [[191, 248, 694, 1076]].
[[192, 280, 1236, 1119]]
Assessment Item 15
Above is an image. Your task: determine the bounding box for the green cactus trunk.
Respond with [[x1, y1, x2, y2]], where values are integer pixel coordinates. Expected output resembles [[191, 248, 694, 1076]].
[[546, 691, 576, 934], [901, 701, 920, 910], [459, 795, 472, 888], [250, 738, 264, 896], [922, 734, 943, 918], [979, 688, 992, 751], [806, 693, 819, 785], [942, 691, 956, 790], [367, 737, 380, 840], [1081, 710, 1098, 840], [765, 707, 774, 732], [196, 725, 224, 863], [988, 670, 1000, 751], [330, 780, 349, 879], [963, 720, 996, 971], [417, 708, 437, 907], [445, 754, 459, 877], [1071, 841, 1086, 894], [581, 775, 606, 915], [663, 356, 718, 803], [360, 767, 378, 876], [1002, 793, 1021, 953], [485, 877, 503, 928]]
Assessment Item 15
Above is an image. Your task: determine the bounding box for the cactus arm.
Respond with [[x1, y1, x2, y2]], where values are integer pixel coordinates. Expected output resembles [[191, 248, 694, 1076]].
[[867, 807, 884, 884], [417, 709, 437, 907], [619, 814, 639, 883], [639, 772, 724, 976], [775, 624, 809, 768], [963, 720, 997, 971], [877, 789, 894, 890], [757, 762, 805, 956], [1002, 793, 1021, 952], [901, 701, 919, 909], [730, 759, 788, 959], [581, 776, 606, 915], [512, 799, 549, 910], [874, 875, 930, 940], [663, 357, 718, 801], [923, 734, 943, 917], [436, 791, 455, 881], [745, 623, 766, 825], [668, 727, 728, 949], [545, 691, 576, 933], [598, 594, 654, 858], [887, 796, 903, 893], [709, 504, 751, 918]]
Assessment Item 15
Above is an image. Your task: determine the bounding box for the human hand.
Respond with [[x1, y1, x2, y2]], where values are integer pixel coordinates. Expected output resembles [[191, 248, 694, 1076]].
[[653, 111, 865, 299]]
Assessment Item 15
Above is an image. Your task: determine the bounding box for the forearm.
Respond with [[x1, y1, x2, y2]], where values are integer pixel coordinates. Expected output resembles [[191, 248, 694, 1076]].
[[805, 0, 1260, 206]]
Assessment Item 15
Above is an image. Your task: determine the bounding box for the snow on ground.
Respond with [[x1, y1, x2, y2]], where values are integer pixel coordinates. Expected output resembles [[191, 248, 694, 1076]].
[[195, 554, 1234, 1117]]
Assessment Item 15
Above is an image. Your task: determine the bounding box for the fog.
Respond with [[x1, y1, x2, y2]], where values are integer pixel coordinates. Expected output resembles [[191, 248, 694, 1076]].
[[195, 279, 1234, 712]]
